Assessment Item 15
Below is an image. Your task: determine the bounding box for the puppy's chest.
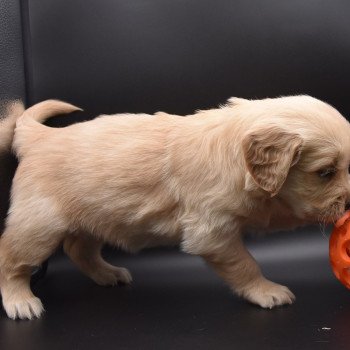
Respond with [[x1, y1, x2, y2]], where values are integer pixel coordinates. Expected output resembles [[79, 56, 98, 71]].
[[246, 200, 301, 232]]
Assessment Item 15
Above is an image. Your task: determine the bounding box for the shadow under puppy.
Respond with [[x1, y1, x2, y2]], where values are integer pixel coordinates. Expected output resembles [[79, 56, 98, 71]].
[[1, 95, 350, 320]]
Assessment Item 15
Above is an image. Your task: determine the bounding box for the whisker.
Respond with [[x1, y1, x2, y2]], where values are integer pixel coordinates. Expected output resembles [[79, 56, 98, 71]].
[[319, 223, 328, 239], [318, 214, 329, 240], [317, 200, 345, 240]]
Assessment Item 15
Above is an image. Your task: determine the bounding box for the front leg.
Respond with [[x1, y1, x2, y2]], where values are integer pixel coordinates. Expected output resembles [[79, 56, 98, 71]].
[[202, 236, 295, 309]]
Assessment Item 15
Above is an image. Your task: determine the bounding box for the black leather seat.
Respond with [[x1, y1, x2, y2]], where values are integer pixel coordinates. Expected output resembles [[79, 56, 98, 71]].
[[1, 1, 350, 349]]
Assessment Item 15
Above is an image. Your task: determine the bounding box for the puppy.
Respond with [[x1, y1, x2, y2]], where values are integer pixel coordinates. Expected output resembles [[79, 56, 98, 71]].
[[1, 95, 350, 320]]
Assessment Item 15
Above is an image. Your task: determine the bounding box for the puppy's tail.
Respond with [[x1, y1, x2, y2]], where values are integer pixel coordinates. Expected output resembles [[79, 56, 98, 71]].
[[13, 100, 82, 157], [0, 99, 81, 156], [17, 99, 82, 127]]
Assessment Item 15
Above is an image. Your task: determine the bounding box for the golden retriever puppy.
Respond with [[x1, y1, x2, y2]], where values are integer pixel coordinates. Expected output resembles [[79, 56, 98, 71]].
[[1, 95, 350, 320]]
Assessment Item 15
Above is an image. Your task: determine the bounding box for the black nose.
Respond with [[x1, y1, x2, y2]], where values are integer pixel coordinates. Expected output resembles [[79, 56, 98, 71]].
[[346, 202, 350, 211]]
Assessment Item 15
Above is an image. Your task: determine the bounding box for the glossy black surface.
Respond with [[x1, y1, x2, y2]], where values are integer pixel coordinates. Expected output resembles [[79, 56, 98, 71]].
[[1, 228, 349, 350]]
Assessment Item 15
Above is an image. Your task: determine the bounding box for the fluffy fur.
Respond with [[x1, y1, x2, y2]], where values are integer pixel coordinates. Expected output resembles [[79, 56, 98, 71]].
[[1, 95, 350, 320]]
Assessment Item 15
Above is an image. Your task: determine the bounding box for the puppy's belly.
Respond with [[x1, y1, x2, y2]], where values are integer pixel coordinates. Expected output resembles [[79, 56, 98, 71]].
[[71, 210, 183, 253], [112, 228, 181, 252]]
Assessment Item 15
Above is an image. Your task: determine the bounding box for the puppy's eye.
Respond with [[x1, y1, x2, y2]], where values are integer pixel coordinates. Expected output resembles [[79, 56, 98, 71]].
[[318, 168, 337, 179]]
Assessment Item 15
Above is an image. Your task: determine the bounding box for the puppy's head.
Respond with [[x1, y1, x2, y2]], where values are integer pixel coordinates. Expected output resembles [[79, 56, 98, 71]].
[[241, 95, 350, 224]]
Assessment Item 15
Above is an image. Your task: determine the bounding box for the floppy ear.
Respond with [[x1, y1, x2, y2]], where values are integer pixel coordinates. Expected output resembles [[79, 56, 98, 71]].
[[242, 125, 303, 196]]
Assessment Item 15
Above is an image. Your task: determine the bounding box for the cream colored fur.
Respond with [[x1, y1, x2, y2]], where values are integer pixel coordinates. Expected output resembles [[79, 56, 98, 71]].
[[1, 95, 350, 319]]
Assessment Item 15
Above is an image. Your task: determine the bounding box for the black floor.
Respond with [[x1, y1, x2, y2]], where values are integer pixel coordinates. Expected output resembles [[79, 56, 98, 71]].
[[1, 227, 350, 350]]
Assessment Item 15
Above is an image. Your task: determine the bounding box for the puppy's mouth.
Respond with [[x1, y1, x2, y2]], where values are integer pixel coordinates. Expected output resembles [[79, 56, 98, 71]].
[[317, 202, 346, 225]]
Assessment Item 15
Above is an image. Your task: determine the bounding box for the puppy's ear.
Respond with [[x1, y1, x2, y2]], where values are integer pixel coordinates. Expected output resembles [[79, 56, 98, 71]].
[[242, 125, 303, 196]]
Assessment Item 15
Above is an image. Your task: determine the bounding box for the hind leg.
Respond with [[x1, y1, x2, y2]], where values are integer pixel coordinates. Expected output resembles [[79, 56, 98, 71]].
[[0, 216, 66, 319], [63, 234, 132, 286]]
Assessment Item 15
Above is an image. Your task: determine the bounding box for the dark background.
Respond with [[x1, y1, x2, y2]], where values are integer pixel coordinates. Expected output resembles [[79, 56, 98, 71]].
[[29, 0, 350, 117], [1, 0, 350, 349]]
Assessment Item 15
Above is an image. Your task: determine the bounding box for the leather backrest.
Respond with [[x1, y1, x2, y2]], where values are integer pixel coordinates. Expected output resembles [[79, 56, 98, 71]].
[[28, 0, 350, 118], [0, 0, 27, 230]]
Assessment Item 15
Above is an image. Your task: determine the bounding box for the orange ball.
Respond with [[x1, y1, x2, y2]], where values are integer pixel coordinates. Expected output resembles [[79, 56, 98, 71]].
[[329, 211, 350, 289]]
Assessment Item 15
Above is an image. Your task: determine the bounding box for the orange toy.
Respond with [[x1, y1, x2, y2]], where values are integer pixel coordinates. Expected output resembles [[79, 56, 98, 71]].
[[329, 211, 350, 289]]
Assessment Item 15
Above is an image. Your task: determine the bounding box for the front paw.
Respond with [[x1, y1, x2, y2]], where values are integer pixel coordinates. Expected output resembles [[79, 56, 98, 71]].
[[240, 278, 295, 309]]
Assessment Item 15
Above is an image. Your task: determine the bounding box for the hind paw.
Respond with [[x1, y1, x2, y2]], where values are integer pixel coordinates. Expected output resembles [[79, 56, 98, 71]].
[[3, 296, 44, 320]]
